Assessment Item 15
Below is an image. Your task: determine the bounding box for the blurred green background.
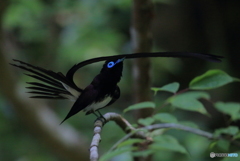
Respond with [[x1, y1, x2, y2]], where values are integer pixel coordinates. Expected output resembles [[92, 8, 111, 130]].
[[0, 0, 240, 161]]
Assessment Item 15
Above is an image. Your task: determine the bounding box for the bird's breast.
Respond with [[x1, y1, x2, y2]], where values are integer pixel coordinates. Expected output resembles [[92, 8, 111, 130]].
[[83, 95, 112, 113]]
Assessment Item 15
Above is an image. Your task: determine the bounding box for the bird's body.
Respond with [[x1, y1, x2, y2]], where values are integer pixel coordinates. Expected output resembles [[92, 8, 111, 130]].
[[60, 59, 123, 123], [11, 57, 124, 123], [10, 52, 223, 123]]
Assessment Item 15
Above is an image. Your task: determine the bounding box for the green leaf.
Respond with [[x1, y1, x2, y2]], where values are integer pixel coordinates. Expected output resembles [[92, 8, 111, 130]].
[[117, 139, 143, 148], [151, 82, 179, 95], [167, 91, 210, 115], [149, 129, 165, 137], [123, 102, 155, 113], [153, 113, 178, 123], [138, 117, 155, 126], [216, 139, 230, 151], [214, 126, 239, 137], [131, 124, 139, 128], [214, 102, 240, 121], [150, 135, 188, 154], [99, 147, 135, 161], [189, 70, 239, 90], [234, 132, 240, 140], [132, 149, 154, 157], [209, 141, 217, 149]]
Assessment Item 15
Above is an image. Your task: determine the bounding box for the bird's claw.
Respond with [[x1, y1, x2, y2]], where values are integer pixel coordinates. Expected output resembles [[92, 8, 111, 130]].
[[94, 116, 107, 125]]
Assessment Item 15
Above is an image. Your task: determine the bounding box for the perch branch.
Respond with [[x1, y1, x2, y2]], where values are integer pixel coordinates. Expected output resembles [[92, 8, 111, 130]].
[[90, 114, 240, 161], [142, 123, 240, 147], [142, 123, 213, 138], [90, 112, 149, 161]]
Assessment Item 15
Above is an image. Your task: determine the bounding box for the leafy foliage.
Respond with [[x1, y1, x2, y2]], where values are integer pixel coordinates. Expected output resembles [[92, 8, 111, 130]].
[[153, 113, 178, 123], [214, 102, 240, 121], [105, 69, 240, 161], [214, 126, 239, 137], [151, 82, 180, 95], [167, 91, 210, 115], [138, 117, 155, 126], [123, 101, 156, 113], [150, 135, 188, 154], [189, 69, 240, 90], [99, 146, 135, 161]]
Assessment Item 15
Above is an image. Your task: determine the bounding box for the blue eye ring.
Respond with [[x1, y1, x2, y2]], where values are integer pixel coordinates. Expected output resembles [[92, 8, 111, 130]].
[[107, 61, 115, 68]]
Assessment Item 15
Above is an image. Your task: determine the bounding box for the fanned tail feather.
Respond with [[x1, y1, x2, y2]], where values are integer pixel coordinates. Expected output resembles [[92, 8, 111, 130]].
[[10, 59, 82, 99]]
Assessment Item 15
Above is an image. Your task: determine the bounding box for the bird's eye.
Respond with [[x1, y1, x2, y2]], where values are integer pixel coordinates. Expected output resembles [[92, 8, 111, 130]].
[[107, 61, 115, 68]]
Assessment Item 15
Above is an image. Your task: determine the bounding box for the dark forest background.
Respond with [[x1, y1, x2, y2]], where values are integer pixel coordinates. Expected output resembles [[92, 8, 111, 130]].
[[0, 0, 239, 161]]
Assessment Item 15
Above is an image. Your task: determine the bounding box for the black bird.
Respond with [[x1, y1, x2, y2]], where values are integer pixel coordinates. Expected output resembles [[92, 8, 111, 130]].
[[10, 52, 223, 123]]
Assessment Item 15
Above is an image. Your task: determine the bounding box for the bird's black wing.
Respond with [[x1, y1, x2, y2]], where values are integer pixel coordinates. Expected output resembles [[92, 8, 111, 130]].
[[66, 52, 223, 86], [60, 84, 98, 124], [10, 59, 83, 99]]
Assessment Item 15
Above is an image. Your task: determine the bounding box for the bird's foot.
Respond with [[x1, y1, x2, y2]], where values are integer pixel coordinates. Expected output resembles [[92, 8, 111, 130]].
[[100, 115, 107, 123], [94, 116, 107, 125]]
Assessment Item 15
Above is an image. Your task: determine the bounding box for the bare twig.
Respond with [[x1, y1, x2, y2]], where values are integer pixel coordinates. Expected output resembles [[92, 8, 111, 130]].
[[90, 113, 133, 161], [90, 113, 240, 161], [108, 129, 153, 153], [90, 112, 149, 161], [90, 120, 102, 161], [142, 123, 240, 147], [142, 123, 214, 139]]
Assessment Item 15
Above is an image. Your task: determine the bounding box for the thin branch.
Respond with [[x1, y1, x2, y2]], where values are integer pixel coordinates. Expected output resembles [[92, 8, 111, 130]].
[[142, 123, 240, 147], [89, 113, 240, 161], [108, 129, 151, 152], [90, 112, 149, 161], [142, 123, 213, 139], [90, 120, 102, 161]]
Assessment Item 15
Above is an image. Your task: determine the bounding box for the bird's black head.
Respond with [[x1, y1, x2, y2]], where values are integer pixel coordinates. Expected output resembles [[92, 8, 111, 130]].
[[100, 57, 125, 82], [101, 57, 124, 73]]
